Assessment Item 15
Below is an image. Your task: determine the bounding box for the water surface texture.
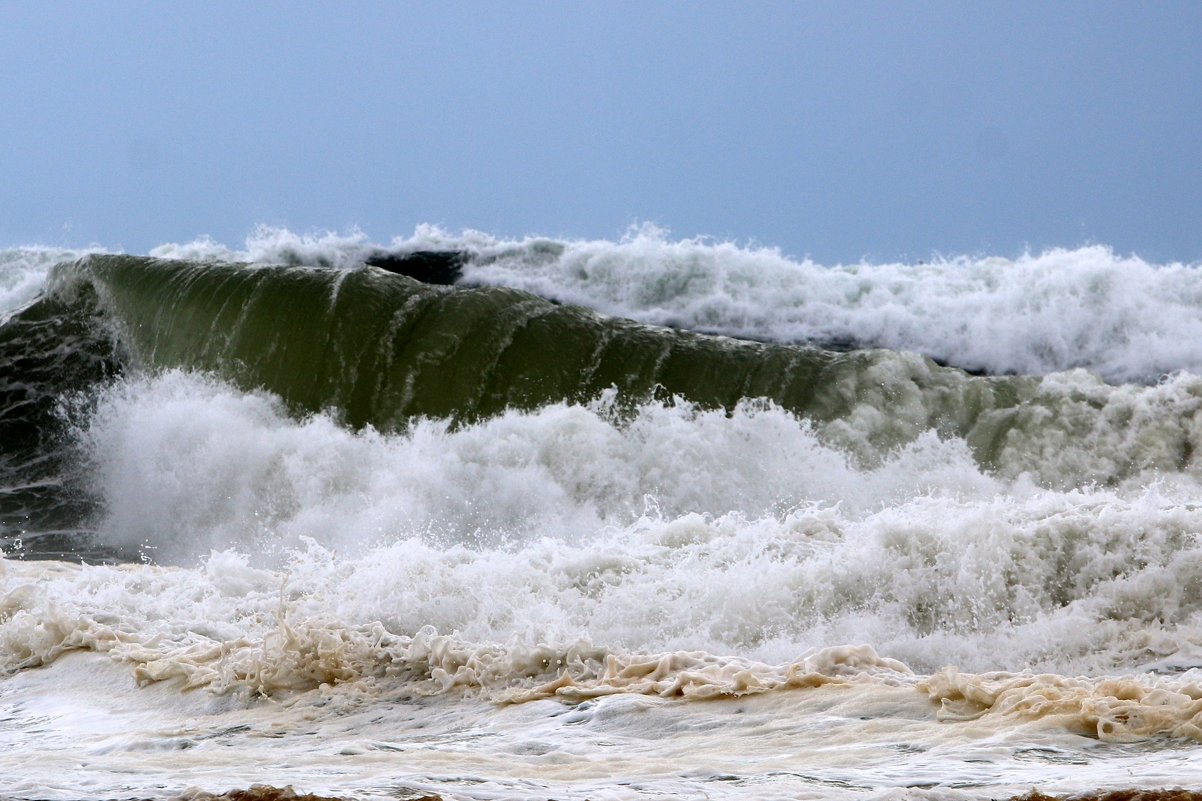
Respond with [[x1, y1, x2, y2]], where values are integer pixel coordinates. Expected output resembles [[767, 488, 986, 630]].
[[3, 229, 1202, 800]]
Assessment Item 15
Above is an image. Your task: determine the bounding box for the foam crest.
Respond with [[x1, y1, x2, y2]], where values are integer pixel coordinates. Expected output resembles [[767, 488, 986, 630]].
[[149, 226, 376, 269], [457, 228, 1202, 383], [0, 246, 106, 319]]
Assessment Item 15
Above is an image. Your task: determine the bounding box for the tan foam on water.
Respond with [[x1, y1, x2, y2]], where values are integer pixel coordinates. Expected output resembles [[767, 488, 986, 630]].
[[108, 785, 440, 801], [0, 560, 144, 671], [1014, 792, 1202, 801], [64, 612, 915, 704], [923, 668, 1202, 742], [92, 614, 1202, 748], [179, 787, 444, 801], [500, 643, 911, 702], [90, 783, 1202, 801], [176, 787, 356, 801], [1, 559, 911, 701], [11, 556, 1202, 755]]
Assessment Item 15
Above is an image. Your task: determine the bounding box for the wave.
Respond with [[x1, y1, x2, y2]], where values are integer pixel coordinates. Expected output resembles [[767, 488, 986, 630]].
[[0, 273, 122, 555], [6, 483, 1202, 740], [6, 231, 1202, 799], [40, 254, 1202, 488], [8, 370, 1194, 680], [145, 225, 1202, 383], [8, 249, 1202, 561]]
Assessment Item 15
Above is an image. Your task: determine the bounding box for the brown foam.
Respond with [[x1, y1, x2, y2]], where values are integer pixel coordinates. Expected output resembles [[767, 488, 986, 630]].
[[1014, 790, 1202, 801], [180, 785, 1202, 801], [100, 785, 444, 801], [182, 788, 354, 801], [91, 783, 1202, 801]]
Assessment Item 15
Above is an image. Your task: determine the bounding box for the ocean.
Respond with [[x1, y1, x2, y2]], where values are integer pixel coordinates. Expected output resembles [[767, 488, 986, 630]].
[[3, 226, 1202, 800]]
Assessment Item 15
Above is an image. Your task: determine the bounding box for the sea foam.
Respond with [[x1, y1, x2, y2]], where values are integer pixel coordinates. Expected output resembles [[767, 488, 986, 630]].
[[457, 227, 1202, 383], [0, 246, 105, 320], [40, 371, 1202, 680]]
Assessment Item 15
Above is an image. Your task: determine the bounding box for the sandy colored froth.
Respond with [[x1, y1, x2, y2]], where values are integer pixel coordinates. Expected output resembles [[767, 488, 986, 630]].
[[1015, 790, 1202, 801], [102, 785, 443, 801], [150, 785, 1202, 801]]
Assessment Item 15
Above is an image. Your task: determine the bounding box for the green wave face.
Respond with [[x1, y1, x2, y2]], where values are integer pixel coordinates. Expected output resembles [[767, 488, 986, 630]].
[[51, 255, 1202, 487], [62, 255, 846, 427]]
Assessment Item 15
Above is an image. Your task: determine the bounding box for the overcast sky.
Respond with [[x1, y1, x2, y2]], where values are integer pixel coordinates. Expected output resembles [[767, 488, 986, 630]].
[[2, 1, 1200, 263]]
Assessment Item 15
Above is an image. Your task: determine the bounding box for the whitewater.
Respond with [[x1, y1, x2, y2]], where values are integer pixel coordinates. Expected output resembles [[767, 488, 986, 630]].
[[3, 227, 1202, 801]]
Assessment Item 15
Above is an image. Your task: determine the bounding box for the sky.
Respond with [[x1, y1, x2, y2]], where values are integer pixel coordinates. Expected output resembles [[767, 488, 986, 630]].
[[1, 1, 1200, 264]]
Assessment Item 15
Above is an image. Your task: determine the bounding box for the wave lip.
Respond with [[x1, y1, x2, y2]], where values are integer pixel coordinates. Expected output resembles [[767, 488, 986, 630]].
[[0, 246, 108, 321]]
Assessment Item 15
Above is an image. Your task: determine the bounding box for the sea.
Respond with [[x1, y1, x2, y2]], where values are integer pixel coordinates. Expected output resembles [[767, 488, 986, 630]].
[[3, 225, 1202, 800]]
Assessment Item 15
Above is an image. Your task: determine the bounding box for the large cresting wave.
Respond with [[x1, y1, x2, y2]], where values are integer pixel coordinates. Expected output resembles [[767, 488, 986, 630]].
[[149, 225, 1202, 383], [42, 253, 1202, 488], [5, 233, 1202, 800]]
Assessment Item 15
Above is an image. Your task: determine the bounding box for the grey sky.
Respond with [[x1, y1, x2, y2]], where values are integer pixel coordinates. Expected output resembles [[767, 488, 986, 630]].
[[2, 1, 1200, 263]]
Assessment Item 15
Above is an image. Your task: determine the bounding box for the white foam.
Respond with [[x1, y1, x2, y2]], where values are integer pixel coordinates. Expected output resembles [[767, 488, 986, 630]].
[[149, 226, 377, 269], [71, 371, 1000, 564], [9, 227, 1202, 799], [43, 371, 1202, 680], [0, 246, 107, 320], [11, 370, 1202, 797], [454, 225, 1202, 383]]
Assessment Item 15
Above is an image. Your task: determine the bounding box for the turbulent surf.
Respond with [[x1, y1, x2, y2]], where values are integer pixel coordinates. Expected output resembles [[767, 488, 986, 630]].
[[3, 228, 1202, 800]]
